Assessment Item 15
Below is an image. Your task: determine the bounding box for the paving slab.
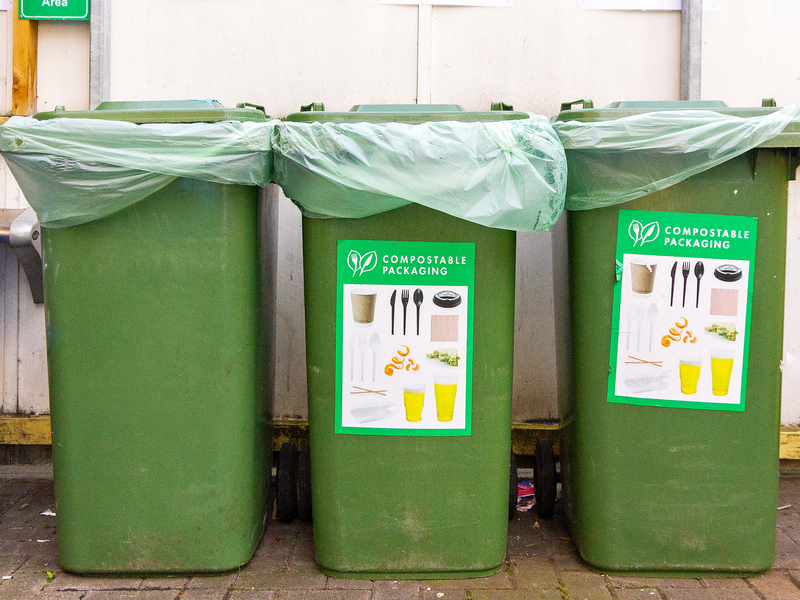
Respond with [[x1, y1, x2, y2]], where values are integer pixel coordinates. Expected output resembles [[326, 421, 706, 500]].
[[5, 470, 800, 600], [748, 571, 800, 599]]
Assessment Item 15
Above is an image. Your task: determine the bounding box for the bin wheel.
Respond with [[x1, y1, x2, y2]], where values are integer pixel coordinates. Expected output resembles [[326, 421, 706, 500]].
[[509, 449, 518, 520], [534, 438, 556, 519], [297, 442, 312, 522], [276, 442, 298, 522]]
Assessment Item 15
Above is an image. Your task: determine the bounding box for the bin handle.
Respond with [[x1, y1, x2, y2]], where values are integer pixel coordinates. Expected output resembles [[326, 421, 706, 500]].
[[236, 102, 267, 116], [300, 102, 326, 112], [490, 102, 514, 111], [560, 99, 594, 112]]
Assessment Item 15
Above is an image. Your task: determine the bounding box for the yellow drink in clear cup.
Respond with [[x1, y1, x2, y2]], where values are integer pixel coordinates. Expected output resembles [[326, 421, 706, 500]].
[[711, 348, 735, 396], [433, 375, 458, 422], [679, 356, 702, 394], [403, 386, 426, 422]]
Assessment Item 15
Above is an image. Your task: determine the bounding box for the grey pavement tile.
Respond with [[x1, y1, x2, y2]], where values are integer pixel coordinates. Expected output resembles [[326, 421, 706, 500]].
[[613, 591, 664, 600], [248, 536, 294, 568], [36, 591, 84, 599], [138, 577, 188, 590], [185, 574, 238, 590], [420, 590, 467, 600], [235, 570, 327, 591], [17, 542, 60, 573], [557, 571, 614, 600], [371, 580, 422, 599], [551, 553, 589, 571], [472, 591, 563, 600], [700, 577, 752, 589], [49, 574, 142, 591], [0, 572, 49, 599], [227, 591, 275, 600], [178, 590, 229, 600], [324, 576, 374, 590], [81, 592, 178, 600], [748, 571, 800, 599], [419, 571, 513, 590], [661, 586, 761, 600], [775, 530, 800, 569], [284, 591, 372, 600], [508, 557, 560, 591], [607, 575, 702, 589]]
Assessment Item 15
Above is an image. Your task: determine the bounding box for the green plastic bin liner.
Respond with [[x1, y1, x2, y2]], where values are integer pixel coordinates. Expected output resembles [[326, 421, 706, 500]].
[[0, 101, 277, 227], [1, 100, 276, 574], [274, 105, 567, 231], [554, 100, 800, 575], [282, 104, 560, 579]]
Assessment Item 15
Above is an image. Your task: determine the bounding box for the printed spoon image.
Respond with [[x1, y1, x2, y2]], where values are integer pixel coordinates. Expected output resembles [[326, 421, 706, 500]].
[[370, 332, 380, 382], [695, 261, 704, 308], [349, 332, 356, 381], [413, 288, 423, 335], [626, 303, 634, 351], [648, 303, 658, 352]]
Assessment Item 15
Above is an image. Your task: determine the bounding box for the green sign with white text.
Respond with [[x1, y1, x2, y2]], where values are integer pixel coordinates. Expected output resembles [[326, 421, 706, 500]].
[[609, 209, 757, 411], [335, 239, 475, 436], [19, 0, 89, 20]]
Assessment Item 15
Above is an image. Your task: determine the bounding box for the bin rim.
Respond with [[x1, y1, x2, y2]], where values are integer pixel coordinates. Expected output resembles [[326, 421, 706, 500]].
[[285, 103, 530, 124], [33, 100, 270, 124], [553, 101, 800, 148]]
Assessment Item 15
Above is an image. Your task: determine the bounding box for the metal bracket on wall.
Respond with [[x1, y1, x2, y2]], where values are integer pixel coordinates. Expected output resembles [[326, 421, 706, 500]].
[[0, 208, 44, 303]]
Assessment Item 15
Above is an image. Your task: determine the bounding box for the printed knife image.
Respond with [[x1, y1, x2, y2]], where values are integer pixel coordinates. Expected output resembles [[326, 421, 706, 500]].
[[390, 289, 396, 335], [670, 261, 677, 307]]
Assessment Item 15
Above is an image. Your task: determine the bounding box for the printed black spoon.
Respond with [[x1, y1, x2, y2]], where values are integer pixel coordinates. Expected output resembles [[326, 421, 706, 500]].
[[695, 261, 704, 308]]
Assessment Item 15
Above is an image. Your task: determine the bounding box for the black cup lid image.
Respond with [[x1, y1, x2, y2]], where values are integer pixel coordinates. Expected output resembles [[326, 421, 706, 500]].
[[433, 290, 462, 308], [714, 264, 743, 282]]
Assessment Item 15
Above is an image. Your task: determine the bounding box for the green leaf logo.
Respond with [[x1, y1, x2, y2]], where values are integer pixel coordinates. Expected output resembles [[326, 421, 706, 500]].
[[628, 220, 660, 246], [347, 250, 378, 277]]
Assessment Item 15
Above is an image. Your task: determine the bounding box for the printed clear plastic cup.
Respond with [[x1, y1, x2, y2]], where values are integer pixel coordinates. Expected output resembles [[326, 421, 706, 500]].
[[350, 289, 377, 326], [403, 384, 426, 422], [711, 347, 735, 396], [679, 356, 702, 395], [630, 258, 658, 296], [433, 375, 458, 422]]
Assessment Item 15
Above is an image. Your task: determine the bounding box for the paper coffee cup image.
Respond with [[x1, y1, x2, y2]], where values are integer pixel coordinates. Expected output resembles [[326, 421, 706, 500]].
[[433, 374, 458, 422], [710, 347, 735, 396], [350, 289, 377, 326], [403, 384, 426, 422], [630, 258, 658, 296], [679, 356, 702, 395]]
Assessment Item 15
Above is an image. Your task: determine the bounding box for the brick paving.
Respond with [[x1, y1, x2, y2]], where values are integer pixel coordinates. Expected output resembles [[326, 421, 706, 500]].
[[2, 469, 800, 599]]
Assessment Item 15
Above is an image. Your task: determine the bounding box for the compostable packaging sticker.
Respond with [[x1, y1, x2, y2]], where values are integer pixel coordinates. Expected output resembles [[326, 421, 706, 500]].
[[335, 239, 474, 435], [608, 209, 756, 411]]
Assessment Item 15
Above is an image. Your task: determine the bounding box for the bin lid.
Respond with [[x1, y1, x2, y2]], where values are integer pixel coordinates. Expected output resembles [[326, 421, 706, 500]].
[[285, 103, 529, 124], [554, 99, 799, 147], [33, 100, 270, 124]]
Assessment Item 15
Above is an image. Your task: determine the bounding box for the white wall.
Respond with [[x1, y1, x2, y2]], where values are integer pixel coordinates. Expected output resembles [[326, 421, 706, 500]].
[[1, 0, 798, 423]]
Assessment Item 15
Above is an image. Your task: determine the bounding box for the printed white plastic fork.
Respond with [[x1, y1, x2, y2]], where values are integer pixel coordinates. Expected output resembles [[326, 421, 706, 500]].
[[636, 302, 645, 352], [349, 332, 356, 381], [359, 334, 367, 381]]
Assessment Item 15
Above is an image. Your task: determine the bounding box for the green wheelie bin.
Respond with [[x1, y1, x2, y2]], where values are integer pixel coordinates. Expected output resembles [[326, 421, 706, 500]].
[[275, 103, 565, 578], [554, 100, 800, 575], [5, 101, 276, 573]]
